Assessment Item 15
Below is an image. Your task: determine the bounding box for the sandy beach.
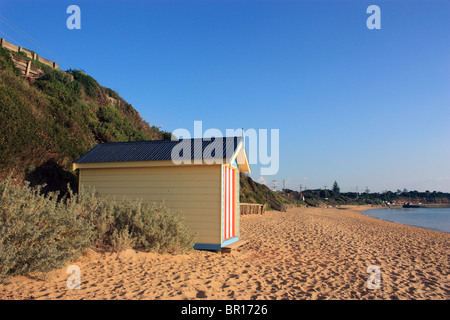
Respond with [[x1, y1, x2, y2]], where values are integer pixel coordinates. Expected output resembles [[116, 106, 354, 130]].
[[1, 206, 449, 300]]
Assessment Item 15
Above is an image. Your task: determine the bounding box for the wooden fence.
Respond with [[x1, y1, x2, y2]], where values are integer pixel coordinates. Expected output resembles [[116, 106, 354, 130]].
[[10, 56, 45, 78], [240, 203, 266, 215], [281, 204, 298, 211], [1, 38, 59, 75]]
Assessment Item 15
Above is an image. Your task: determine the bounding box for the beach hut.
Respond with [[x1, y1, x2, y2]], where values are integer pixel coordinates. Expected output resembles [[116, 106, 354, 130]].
[[73, 137, 251, 250]]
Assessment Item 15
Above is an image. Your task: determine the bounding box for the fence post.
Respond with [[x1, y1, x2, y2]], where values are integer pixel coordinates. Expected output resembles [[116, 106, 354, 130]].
[[25, 60, 31, 76]]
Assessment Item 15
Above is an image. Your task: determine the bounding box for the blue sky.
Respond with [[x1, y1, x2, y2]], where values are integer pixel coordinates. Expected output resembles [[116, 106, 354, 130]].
[[1, 0, 449, 192]]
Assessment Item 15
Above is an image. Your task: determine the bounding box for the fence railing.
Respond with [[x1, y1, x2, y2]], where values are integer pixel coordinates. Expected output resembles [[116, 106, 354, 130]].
[[0, 38, 59, 73], [240, 203, 266, 215]]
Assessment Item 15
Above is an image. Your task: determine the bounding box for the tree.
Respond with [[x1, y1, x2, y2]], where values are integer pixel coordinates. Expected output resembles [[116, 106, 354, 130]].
[[332, 181, 340, 194], [320, 189, 330, 199]]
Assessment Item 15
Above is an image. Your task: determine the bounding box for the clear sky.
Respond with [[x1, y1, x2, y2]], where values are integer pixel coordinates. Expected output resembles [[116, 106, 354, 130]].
[[1, 0, 449, 192]]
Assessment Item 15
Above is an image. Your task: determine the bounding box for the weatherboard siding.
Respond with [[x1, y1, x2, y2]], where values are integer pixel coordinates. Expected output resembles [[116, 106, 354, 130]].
[[79, 165, 222, 245]]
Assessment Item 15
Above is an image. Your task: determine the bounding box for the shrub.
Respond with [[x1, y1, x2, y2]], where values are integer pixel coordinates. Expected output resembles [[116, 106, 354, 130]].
[[0, 178, 93, 280], [0, 47, 21, 76], [68, 69, 104, 100], [66, 186, 115, 248], [112, 199, 195, 253], [71, 187, 195, 253], [34, 69, 82, 106], [110, 228, 135, 252], [0, 177, 195, 280]]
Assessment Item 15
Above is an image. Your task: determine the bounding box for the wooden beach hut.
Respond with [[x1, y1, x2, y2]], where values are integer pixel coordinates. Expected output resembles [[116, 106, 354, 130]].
[[73, 137, 250, 250]]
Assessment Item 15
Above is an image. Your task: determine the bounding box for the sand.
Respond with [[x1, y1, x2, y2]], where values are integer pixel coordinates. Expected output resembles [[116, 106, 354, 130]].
[[0, 206, 449, 300]]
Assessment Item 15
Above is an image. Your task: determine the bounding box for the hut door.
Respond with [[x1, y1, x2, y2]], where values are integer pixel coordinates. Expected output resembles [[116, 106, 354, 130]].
[[224, 166, 237, 240]]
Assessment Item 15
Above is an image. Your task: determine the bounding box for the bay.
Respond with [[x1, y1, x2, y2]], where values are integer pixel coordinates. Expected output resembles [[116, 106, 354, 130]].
[[360, 207, 450, 233]]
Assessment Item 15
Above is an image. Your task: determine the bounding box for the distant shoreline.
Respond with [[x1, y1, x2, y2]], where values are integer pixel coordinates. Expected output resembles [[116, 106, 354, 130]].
[[357, 205, 450, 234], [333, 203, 450, 209], [388, 203, 450, 209]]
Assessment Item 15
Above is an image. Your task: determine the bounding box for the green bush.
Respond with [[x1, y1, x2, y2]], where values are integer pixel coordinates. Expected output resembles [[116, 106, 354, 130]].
[[0, 177, 195, 280], [68, 69, 104, 100], [112, 199, 195, 253], [95, 104, 148, 142], [0, 47, 21, 76], [71, 187, 195, 253], [0, 178, 93, 280], [66, 186, 115, 247], [34, 69, 82, 106], [110, 227, 135, 252]]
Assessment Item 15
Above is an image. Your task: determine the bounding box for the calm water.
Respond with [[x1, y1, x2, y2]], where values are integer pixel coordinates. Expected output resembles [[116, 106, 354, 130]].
[[360, 207, 450, 233]]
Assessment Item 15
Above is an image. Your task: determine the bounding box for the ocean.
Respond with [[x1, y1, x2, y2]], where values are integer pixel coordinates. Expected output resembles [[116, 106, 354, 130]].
[[360, 207, 450, 233]]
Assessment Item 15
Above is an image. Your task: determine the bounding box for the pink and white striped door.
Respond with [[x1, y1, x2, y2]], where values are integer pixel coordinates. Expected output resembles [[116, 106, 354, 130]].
[[223, 166, 237, 240]]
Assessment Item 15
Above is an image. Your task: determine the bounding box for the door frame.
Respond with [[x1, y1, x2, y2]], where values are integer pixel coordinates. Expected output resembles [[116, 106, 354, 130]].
[[222, 164, 238, 242]]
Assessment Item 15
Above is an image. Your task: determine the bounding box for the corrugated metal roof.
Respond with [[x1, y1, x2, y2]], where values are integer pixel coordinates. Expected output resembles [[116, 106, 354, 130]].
[[74, 137, 242, 163]]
